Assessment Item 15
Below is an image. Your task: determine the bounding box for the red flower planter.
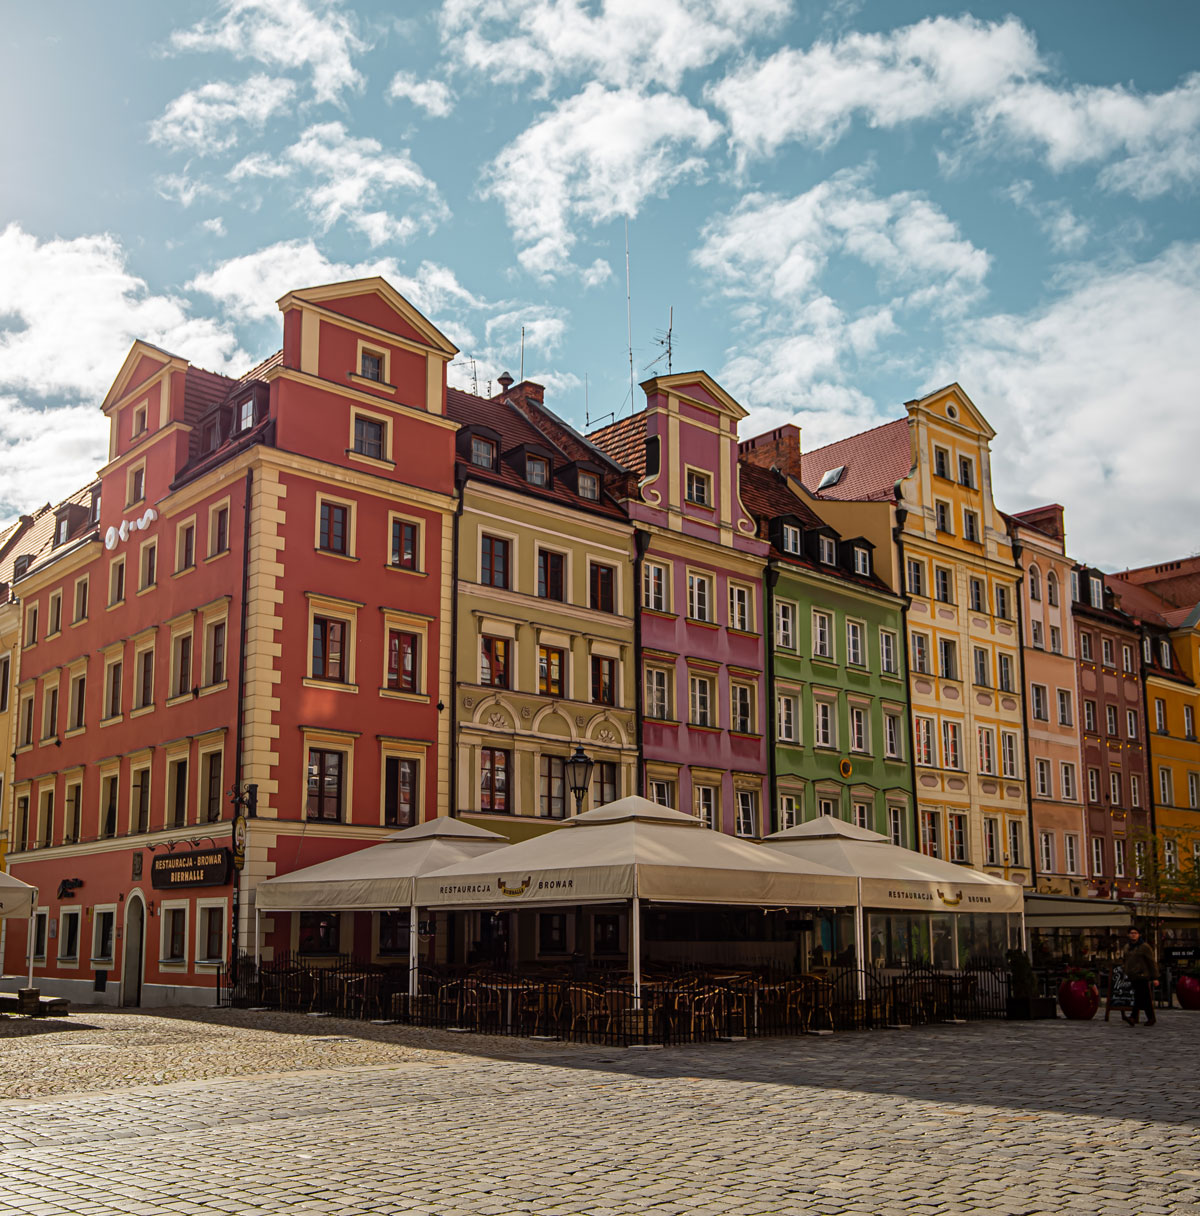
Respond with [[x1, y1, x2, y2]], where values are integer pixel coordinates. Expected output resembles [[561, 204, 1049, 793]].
[[1057, 978, 1100, 1020], [1177, 974, 1200, 1011]]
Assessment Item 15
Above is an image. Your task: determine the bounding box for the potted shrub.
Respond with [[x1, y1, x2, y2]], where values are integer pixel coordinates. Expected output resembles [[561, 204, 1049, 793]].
[[1057, 966, 1101, 1020], [1006, 949, 1057, 1020], [1177, 963, 1200, 1011]]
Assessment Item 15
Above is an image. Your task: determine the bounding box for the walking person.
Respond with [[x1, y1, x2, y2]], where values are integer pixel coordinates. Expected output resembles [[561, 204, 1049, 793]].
[[1121, 926, 1159, 1026]]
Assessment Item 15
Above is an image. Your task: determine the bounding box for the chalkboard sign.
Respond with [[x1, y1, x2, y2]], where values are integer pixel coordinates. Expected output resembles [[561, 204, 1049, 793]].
[[1104, 965, 1135, 1020], [1165, 945, 1198, 966]]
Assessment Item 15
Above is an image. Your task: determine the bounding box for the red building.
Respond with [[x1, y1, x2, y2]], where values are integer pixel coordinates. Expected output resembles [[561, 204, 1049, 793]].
[[3, 278, 458, 1005]]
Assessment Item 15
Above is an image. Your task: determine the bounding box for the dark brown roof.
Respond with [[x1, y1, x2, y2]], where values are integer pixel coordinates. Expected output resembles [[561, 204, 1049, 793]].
[[587, 410, 647, 474], [800, 417, 911, 502], [184, 366, 239, 426], [738, 462, 824, 529], [1107, 576, 1171, 628], [446, 388, 625, 520]]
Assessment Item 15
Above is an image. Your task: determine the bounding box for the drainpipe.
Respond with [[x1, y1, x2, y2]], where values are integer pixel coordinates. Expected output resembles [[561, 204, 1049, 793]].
[[891, 508, 920, 850], [232, 467, 253, 970], [633, 529, 650, 797], [1011, 547, 1038, 892], [1138, 629, 1157, 899], [764, 565, 779, 831], [448, 468, 466, 818]]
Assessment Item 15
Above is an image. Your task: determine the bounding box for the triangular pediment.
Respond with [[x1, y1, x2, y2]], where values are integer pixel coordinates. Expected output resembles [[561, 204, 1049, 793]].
[[279, 276, 459, 358], [907, 382, 995, 441], [641, 371, 748, 421], [100, 341, 188, 415]]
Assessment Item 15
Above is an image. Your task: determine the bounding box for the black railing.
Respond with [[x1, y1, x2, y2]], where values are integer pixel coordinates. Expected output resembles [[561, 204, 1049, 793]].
[[221, 954, 1013, 1045]]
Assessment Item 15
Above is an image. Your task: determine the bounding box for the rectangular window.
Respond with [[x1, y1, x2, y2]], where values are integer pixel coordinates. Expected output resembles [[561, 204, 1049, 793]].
[[995, 586, 1010, 620], [935, 568, 953, 603], [391, 520, 418, 570], [1133, 772, 1143, 806], [846, 621, 864, 666], [689, 674, 713, 727], [480, 636, 509, 688], [1080, 632, 1092, 660], [1155, 698, 1167, 733], [1087, 768, 1100, 802], [938, 638, 957, 680], [1160, 767, 1173, 806], [920, 811, 940, 858], [1065, 835, 1079, 875], [880, 630, 897, 675], [167, 757, 188, 828], [1061, 764, 1077, 800], [645, 668, 670, 720], [819, 535, 836, 565], [207, 620, 226, 686], [776, 602, 795, 648], [815, 701, 835, 748], [731, 684, 754, 734], [1090, 575, 1104, 608], [850, 706, 868, 751], [915, 717, 934, 766], [1057, 689, 1073, 726], [1092, 838, 1104, 877], [387, 630, 419, 693], [813, 611, 832, 659], [539, 756, 567, 819], [642, 562, 667, 611], [973, 647, 990, 686], [1110, 770, 1122, 806], [1031, 620, 1044, 649], [778, 695, 798, 742], [935, 501, 952, 533], [687, 572, 712, 622], [140, 541, 157, 590], [48, 591, 62, 635], [1102, 637, 1114, 667], [353, 416, 385, 459], [1031, 684, 1048, 721], [934, 446, 949, 478], [649, 780, 675, 809], [538, 646, 565, 697], [1127, 709, 1138, 739], [984, 817, 1000, 866], [779, 794, 799, 832], [202, 908, 224, 963], [1040, 832, 1054, 874], [1084, 700, 1097, 732], [685, 469, 711, 506], [592, 762, 618, 808], [311, 617, 347, 682], [1189, 772, 1199, 810], [1035, 758, 1051, 798], [384, 757, 418, 828], [1115, 838, 1126, 878], [694, 784, 717, 828], [74, 576, 89, 622], [1001, 732, 1018, 779], [1008, 821, 1022, 867], [958, 455, 975, 488], [59, 909, 80, 960], [65, 782, 82, 844], [978, 727, 995, 775], [591, 655, 616, 706], [319, 502, 348, 555], [1107, 704, 1119, 735], [590, 563, 615, 613], [480, 749, 511, 813], [164, 909, 187, 962], [360, 351, 383, 382], [299, 911, 340, 955], [729, 584, 751, 631], [853, 548, 870, 576], [911, 632, 929, 674], [1123, 644, 1133, 673], [884, 712, 901, 759], [538, 550, 565, 601], [577, 471, 599, 500], [735, 790, 758, 838], [204, 751, 222, 823], [781, 524, 801, 554], [949, 813, 967, 862], [109, 558, 126, 606], [1186, 706, 1196, 738], [481, 535, 510, 588], [178, 523, 196, 572], [538, 912, 567, 955], [1049, 625, 1062, 653], [889, 807, 905, 848], [942, 721, 961, 769], [106, 659, 123, 720], [213, 506, 229, 555], [94, 911, 115, 962], [963, 510, 980, 543], [906, 559, 925, 597], [470, 436, 496, 468], [172, 633, 193, 698], [306, 749, 344, 821]]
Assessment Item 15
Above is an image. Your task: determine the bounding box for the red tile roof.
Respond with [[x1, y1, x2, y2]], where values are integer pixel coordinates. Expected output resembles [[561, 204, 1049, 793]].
[[587, 410, 647, 474], [738, 462, 824, 530], [1108, 577, 1172, 627], [800, 417, 911, 502], [241, 350, 283, 382], [184, 366, 239, 426]]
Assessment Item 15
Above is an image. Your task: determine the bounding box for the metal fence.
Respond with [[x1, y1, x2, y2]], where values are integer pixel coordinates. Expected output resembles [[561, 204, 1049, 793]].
[[220, 954, 1012, 1045]]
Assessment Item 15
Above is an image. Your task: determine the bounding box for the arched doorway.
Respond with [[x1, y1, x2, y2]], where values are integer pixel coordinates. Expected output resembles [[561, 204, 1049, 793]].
[[121, 895, 145, 1007]]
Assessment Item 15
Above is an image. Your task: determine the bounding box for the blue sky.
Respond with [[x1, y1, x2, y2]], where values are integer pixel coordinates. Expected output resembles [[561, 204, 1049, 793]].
[[2, 0, 1199, 567]]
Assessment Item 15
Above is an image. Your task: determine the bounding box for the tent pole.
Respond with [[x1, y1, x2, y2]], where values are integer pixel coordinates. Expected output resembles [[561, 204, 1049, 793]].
[[854, 880, 866, 1002], [408, 904, 419, 1000], [26, 889, 38, 988], [631, 895, 642, 1011], [254, 908, 261, 969]]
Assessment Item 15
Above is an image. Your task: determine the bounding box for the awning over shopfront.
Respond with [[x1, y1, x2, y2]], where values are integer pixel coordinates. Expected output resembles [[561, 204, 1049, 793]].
[[254, 818, 508, 913], [0, 870, 37, 919], [417, 797, 858, 910], [763, 816, 1024, 915]]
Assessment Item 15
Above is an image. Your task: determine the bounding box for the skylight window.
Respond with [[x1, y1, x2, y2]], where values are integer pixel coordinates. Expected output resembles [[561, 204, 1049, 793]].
[[817, 466, 845, 491]]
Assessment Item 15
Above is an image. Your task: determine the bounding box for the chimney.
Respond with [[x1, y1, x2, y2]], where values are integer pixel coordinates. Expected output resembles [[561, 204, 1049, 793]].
[[739, 424, 802, 479], [496, 371, 514, 395]]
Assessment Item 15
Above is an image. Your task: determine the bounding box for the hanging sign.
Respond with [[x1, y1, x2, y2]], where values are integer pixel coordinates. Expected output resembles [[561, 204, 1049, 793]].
[[151, 848, 232, 889]]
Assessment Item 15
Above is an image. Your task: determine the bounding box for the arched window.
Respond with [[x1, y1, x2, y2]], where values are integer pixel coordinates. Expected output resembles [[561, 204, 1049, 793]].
[[1046, 572, 1059, 607], [1029, 564, 1041, 601]]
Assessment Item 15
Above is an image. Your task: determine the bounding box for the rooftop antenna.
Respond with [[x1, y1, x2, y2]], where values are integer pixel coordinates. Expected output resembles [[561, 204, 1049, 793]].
[[520, 326, 525, 383], [644, 306, 674, 375], [625, 219, 634, 416], [469, 358, 478, 397], [583, 371, 615, 432]]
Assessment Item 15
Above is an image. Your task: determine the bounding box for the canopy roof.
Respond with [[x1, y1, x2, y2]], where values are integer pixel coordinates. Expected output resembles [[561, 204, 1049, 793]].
[[417, 796, 857, 909], [764, 816, 1024, 914], [0, 871, 37, 919], [255, 818, 507, 912]]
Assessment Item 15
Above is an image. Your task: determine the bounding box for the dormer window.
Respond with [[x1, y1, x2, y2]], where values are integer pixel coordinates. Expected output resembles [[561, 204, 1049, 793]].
[[203, 421, 219, 452], [782, 524, 801, 555], [578, 472, 599, 501], [238, 398, 255, 432], [55, 517, 70, 547], [1089, 575, 1103, 608], [685, 469, 711, 506], [853, 548, 870, 576], [1143, 636, 1153, 664], [1161, 640, 1171, 668], [471, 437, 496, 469], [527, 455, 549, 487], [91, 491, 101, 523], [361, 351, 383, 382], [133, 405, 147, 436], [819, 536, 836, 565]]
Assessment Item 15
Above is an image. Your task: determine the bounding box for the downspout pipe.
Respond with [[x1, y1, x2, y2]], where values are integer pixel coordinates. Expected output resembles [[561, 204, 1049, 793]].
[[1011, 545, 1039, 891], [633, 529, 650, 797], [232, 466, 253, 971], [764, 565, 779, 831], [448, 466, 466, 817], [891, 508, 920, 850]]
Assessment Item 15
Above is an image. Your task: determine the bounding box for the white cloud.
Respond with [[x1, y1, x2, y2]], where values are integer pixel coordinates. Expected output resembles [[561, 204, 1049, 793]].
[[1003, 181, 1090, 253], [938, 242, 1200, 567], [709, 15, 1039, 161], [485, 83, 722, 278], [0, 398, 108, 522], [201, 217, 228, 237], [484, 307, 568, 357], [149, 75, 296, 154], [0, 224, 247, 402], [155, 173, 220, 207], [229, 122, 448, 246], [169, 0, 367, 105], [709, 16, 1200, 195], [581, 258, 613, 288], [440, 0, 787, 93], [387, 72, 454, 118]]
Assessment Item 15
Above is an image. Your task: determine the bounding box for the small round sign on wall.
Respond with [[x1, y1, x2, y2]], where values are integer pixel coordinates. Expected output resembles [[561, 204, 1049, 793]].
[[839, 758, 853, 778]]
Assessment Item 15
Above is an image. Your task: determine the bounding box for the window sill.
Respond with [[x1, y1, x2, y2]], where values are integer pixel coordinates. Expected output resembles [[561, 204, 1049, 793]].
[[349, 373, 397, 392], [346, 449, 395, 471], [172, 565, 195, 580], [303, 678, 360, 693], [195, 958, 223, 968], [684, 498, 714, 511], [641, 608, 677, 620], [159, 959, 188, 969], [90, 957, 114, 967], [199, 680, 229, 698], [727, 628, 760, 639], [63, 725, 86, 739], [71, 617, 88, 628], [730, 731, 763, 741], [44, 628, 62, 643], [165, 693, 194, 708], [379, 688, 430, 703], [810, 656, 837, 667], [684, 617, 719, 630], [100, 714, 124, 728], [204, 550, 230, 564], [386, 565, 427, 578], [687, 723, 721, 734], [106, 600, 125, 612], [130, 703, 156, 719], [316, 550, 360, 563], [137, 584, 158, 598]]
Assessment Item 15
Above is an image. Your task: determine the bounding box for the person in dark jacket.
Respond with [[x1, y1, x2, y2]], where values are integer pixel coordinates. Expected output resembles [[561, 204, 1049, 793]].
[[1121, 927, 1158, 1026]]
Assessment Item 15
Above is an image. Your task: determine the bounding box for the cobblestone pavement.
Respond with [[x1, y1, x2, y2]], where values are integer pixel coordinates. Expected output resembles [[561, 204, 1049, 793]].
[[1, 1007, 1197, 1215]]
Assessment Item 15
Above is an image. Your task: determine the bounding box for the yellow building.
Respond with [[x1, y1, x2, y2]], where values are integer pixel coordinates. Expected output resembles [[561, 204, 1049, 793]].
[[803, 384, 1030, 884]]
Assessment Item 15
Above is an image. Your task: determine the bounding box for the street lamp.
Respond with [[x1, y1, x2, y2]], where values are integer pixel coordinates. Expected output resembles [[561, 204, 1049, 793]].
[[564, 745, 594, 817]]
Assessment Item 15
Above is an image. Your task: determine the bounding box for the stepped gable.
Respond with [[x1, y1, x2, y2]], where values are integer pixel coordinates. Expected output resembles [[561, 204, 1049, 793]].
[[446, 387, 624, 519], [800, 417, 911, 502], [587, 410, 647, 475]]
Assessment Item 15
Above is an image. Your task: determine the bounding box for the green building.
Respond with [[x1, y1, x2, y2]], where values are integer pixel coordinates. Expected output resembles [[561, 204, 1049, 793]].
[[739, 428, 915, 844]]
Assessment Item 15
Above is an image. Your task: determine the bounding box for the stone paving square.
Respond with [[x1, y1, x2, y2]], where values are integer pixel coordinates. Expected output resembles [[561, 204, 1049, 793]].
[[0, 1007, 1197, 1215]]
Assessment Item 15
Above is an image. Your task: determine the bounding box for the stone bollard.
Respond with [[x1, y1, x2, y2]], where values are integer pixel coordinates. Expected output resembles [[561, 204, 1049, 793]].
[[17, 988, 40, 1016]]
